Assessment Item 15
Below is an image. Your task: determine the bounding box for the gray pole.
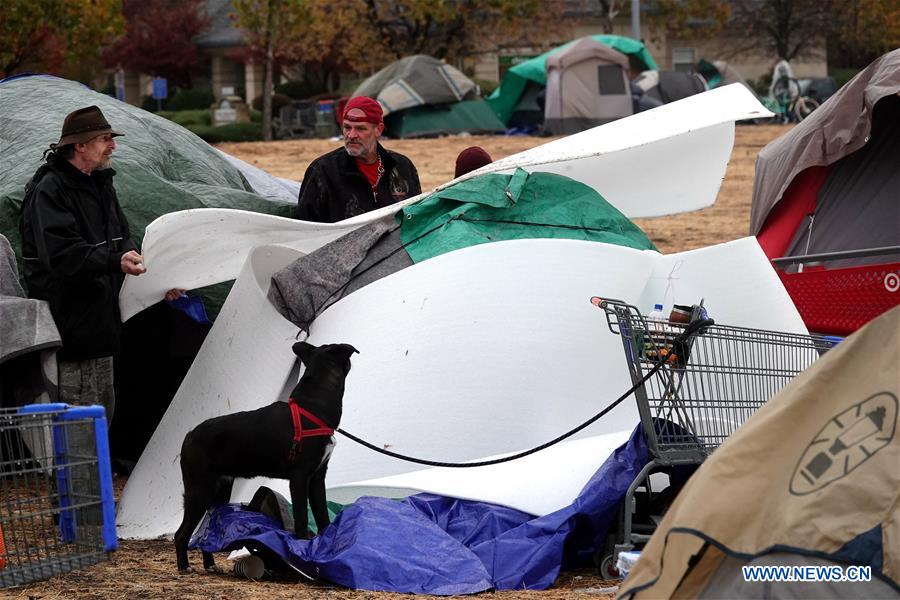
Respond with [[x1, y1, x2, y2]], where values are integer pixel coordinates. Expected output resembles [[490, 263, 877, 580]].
[[631, 0, 641, 40]]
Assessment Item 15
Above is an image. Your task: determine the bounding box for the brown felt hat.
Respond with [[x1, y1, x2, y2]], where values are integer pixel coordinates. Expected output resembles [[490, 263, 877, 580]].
[[56, 105, 124, 147]]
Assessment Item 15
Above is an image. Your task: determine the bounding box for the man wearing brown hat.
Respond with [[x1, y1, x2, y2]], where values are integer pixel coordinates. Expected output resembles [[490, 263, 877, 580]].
[[296, 96, 421, 222], [19, 105, 178, 422]]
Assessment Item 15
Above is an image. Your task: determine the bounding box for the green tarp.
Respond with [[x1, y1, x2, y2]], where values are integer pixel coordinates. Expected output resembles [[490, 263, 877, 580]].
[[400, 169, 657, 263], [384, 98, 506, 138], [0, 75, 294, 314], [487, 35, 658, 125], [0, 75, 293, 267]]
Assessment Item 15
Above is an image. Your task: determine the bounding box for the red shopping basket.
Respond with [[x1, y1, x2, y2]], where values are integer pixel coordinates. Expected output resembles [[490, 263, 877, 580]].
[[777, 262, 900, 336]]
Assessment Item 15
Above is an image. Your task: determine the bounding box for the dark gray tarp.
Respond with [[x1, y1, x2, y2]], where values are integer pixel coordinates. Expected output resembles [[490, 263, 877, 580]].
[[750, 50, 900, 236], [0, 234, 59, 406], [658, 71, 706, 102]]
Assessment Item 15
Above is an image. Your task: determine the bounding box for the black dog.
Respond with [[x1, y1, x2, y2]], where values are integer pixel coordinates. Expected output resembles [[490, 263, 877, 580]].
[[174, 341, 358, 573]]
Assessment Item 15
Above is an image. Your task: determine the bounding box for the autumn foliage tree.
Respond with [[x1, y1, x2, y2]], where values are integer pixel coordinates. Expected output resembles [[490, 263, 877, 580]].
[[829, 0, 900, 66], [644, 0, 731, 42], [102, 0, 210, 89], [285, 0, 389, 92], [0, 0, 123, 81]]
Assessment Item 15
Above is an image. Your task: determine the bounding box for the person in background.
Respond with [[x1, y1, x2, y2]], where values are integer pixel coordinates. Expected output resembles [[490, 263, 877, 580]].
[[769, 56, 795, 99], [296, 96, 421, 222], [454, 146, 493, 178]]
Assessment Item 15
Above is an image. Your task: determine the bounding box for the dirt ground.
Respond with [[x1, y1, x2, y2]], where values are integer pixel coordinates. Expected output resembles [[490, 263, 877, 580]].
[[11, 124, 790, 600]]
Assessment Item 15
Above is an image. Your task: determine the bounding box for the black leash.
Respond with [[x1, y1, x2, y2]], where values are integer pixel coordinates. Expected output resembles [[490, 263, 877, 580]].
[[336, 360, 666, 468]]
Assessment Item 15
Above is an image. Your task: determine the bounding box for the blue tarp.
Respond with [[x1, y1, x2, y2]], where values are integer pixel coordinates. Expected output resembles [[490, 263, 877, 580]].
[[191, 425, 650, 594]]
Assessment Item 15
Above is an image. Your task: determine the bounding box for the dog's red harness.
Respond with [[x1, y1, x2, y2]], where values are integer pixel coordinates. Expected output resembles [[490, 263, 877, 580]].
[[288, 398, 334, 461]]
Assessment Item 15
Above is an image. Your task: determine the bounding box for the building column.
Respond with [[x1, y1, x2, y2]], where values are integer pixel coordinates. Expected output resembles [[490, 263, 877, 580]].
[[123, 71, 142, 106], [244, 61, 266, 104], [211, 55, 226, 100]]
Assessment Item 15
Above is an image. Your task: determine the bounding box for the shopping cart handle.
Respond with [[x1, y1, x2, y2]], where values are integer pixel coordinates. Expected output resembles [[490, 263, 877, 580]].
[[679, 318, 715, 339]]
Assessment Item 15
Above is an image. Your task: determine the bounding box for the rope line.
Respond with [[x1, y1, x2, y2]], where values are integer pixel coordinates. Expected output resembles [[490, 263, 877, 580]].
[[337, 360, 666, 468]]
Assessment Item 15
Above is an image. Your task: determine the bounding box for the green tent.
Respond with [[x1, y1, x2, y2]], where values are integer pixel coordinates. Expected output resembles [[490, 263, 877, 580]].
[[487, 35, 658, 126], [384, 98, 505, 138]]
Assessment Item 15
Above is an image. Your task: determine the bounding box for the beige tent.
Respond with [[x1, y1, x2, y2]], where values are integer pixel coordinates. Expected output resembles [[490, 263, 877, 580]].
[[543, 37, 633, 135], [619, 306, 900, 598]]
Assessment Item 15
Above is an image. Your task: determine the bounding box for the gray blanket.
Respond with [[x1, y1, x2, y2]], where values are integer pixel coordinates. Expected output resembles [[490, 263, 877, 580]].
[[268, 215, 412, 332], [1, 234, 60, 405]]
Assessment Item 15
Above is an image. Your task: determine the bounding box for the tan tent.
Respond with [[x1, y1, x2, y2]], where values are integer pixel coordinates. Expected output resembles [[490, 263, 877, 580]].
[[619, 306, 900, 598], [543, 38, 632, 135]]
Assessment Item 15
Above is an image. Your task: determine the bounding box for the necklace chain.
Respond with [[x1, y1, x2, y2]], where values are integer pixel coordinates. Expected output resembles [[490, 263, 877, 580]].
[[372, 155, 384, 201]]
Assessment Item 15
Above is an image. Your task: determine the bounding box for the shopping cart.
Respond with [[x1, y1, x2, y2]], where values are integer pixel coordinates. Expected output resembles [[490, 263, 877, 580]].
[[594, 299, 834, 577], [0, 404, 117, 587]]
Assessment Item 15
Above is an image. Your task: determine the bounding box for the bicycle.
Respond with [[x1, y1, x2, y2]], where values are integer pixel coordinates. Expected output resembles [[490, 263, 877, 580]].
[[759, 76, 820, 124]]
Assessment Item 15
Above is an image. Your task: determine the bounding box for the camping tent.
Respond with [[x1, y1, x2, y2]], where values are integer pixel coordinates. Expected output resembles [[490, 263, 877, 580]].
[[487, 35, 657, 127], [619, 305, 900, 598], [751, 50, 900, 336], [351, 54, 505, 138], [631, 70, 707, 109], [543, 38, 633, 134]]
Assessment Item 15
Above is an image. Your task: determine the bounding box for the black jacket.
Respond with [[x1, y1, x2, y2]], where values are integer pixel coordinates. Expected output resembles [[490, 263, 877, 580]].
[[19, 155, 138, 360], [296, 144, 421, 223]]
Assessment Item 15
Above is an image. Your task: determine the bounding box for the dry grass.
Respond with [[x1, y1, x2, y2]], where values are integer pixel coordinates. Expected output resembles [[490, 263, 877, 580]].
[[9, 124, 791, 600]]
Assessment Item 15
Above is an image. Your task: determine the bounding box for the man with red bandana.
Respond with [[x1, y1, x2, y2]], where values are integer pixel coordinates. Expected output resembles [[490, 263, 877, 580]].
[[296, 96, 421, 222]]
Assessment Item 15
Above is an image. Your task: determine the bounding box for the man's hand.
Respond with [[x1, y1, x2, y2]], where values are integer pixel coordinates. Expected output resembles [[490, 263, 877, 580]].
[[121, 250, 146, 275], [164, 289, 187, 302]]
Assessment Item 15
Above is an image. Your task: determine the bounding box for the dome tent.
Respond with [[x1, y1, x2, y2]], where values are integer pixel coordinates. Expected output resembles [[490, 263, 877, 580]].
[[352, 54, 505, 138], [487, 35, 657, 128], [543, 38, 634, 134], [751, 50, 900, 336]]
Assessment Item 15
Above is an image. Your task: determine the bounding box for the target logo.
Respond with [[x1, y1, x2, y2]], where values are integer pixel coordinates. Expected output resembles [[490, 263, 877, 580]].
[[886, 272, 900, 293]]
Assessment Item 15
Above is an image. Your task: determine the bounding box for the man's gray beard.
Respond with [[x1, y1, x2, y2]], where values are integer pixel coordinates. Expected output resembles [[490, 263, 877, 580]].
[[344, 144, 362, 158]]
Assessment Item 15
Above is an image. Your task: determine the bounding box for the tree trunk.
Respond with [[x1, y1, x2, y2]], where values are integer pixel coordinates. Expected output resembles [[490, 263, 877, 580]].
[[262, 0, 279, 142]]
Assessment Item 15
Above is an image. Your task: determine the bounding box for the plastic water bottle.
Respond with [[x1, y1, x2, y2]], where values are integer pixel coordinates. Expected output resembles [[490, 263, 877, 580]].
[[645, 303, 668, 352]]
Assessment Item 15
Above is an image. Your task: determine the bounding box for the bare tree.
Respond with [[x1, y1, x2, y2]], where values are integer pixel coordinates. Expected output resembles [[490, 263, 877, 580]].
[[729, 0, 837, 60]]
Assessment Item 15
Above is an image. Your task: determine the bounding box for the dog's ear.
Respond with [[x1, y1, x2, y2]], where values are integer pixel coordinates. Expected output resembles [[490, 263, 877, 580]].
[[328, 344, 359, 363], [292, 341, 316, 364]]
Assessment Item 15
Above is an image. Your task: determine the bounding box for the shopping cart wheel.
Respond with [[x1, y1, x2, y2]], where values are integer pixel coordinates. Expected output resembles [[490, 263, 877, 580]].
[[598, 553, 620, 579]]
